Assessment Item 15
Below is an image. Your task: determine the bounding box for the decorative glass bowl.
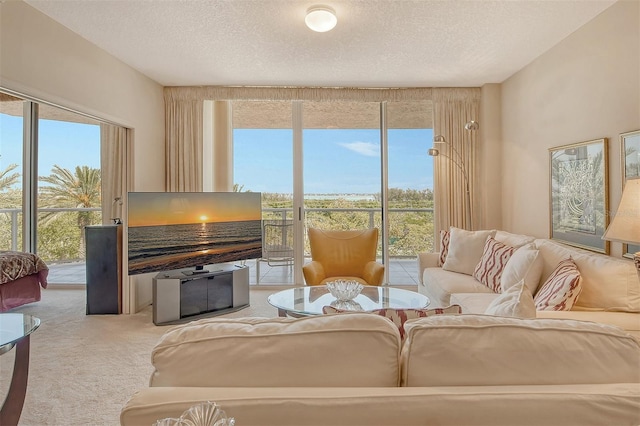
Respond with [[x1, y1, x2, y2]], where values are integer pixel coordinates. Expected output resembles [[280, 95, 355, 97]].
[[329, 299, 364, 311], [326, 280, 364, 301], [153, 401, 235, 426]]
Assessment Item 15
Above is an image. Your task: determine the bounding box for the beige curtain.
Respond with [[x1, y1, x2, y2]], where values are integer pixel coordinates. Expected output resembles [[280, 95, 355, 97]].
[[165, 92, 203, 192], [100, 124, 131, 224], [433, 88, 481, 238]]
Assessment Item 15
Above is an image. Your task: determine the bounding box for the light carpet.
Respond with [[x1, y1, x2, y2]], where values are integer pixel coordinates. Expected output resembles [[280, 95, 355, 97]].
[[0, 286, 281, 426]]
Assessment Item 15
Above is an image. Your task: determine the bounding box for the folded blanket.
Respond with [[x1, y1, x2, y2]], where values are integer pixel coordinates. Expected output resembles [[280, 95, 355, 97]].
[[0, 251, 49, 285]]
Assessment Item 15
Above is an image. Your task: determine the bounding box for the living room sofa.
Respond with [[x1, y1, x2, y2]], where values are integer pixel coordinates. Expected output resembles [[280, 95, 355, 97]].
[[120, 313, 640, 426], [417, 229, 640, 339]]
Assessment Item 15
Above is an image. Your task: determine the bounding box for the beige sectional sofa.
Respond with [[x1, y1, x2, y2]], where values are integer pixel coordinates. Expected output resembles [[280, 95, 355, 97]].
[[121, 313, 640, 426], [417, 230, 640, 339]]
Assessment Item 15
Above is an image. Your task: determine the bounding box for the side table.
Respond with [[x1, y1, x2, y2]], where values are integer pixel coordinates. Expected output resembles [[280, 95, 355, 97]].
[[0, 313, 40, 426]]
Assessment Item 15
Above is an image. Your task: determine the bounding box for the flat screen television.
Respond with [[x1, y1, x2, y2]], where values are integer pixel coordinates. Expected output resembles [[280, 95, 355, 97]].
[[127, 192, 262, 276]]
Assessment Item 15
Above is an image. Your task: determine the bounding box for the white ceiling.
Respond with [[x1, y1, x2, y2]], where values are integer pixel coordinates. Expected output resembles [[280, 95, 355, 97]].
[[25, 0, 616, 88]]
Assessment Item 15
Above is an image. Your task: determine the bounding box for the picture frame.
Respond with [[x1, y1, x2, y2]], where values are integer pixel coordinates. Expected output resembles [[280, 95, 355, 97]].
[[549, 138, 609, 254], [621, 129, 640, 258]]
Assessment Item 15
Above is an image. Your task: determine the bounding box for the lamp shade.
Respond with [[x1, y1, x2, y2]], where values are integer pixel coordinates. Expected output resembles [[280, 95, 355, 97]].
[[602, 178, 640, 245]]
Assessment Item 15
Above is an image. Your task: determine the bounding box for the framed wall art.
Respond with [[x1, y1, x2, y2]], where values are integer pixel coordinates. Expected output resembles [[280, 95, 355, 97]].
[[549, 138, 609, 254], [621, 129, 640, 258]]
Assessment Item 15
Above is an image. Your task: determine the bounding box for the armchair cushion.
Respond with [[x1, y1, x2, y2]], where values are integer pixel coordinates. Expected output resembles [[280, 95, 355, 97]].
[[303, 228, 384, 286], [302, 260, 326, 285]]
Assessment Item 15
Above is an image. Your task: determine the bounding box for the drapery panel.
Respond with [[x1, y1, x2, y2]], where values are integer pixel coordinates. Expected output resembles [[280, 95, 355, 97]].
[[165, 94, 203, 192], [433, 88, 481, 239], [100, 123, 131, 225]]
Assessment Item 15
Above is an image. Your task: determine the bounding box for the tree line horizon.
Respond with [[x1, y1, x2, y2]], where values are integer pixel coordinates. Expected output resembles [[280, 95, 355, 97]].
[[1, 164, 434, 263]]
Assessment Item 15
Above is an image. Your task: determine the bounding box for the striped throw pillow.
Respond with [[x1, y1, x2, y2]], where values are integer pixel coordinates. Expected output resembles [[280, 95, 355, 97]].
[[473, 237, 516, 293], [322, 305, 462, 339], [534, 258, 583, 311], [438, 229, 450, 266]]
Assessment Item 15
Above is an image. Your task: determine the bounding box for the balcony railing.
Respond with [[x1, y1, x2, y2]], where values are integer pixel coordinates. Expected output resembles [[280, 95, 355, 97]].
[[0, 207, 102, 258], [0, 206, 434, 263], [263, 207, 435, 257]]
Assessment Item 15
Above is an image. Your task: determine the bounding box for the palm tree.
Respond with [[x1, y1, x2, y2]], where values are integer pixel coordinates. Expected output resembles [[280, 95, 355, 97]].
[[0, 163, 19, 191], [0, 163, 20, 207], [39, 165, 101, 253]]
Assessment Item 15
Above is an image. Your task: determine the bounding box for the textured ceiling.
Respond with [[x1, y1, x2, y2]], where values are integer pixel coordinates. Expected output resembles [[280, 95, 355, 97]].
[[25, 0, 616, 88]]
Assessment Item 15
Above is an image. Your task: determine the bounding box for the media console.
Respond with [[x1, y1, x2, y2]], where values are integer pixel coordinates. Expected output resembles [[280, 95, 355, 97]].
[[152, 264, 250, 325]]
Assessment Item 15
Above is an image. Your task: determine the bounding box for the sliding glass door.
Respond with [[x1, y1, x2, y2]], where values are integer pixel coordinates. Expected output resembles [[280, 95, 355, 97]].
[[232, 99, 433, 286], [37, 104, 102, 276], [0, 94, 24, 252], [0, 90, 125, 285], [233, 101, 295, 284], [385, 101, 435, 283], [301, 101, 383, 266]]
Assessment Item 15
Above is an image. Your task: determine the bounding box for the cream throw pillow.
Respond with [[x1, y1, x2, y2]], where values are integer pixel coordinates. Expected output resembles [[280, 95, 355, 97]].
[[534, 258, 583, 311], [442, 227, 496, 276], [500, 243, 544, 295], [484, 279, 536, 318]]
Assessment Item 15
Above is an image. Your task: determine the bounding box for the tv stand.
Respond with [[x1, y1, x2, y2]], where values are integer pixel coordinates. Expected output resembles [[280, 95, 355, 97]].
[[182, 269, 214, 276], [153, 264, 249, 325]]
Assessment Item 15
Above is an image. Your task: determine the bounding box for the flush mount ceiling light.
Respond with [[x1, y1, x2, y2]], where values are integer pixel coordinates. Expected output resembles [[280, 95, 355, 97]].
[[305, 6, 337, 32]]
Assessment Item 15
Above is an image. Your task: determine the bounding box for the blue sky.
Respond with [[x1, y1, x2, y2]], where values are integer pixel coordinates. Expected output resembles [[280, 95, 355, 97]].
[[0, 115, 101, 185], [234, 128, 434, 193], [1, 113, 433, 194]]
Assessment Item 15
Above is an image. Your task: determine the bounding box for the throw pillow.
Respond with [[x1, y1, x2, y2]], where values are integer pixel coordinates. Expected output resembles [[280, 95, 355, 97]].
[[442, 227, 497, 276], [534, 258, 583, 311], [484, 278, 536, 318], [493, 231, 535, 248], [500, 244, 544, 295], [473, 237, 517, 293], [322, 305, 462, 339], [437, 229, 450, 267]]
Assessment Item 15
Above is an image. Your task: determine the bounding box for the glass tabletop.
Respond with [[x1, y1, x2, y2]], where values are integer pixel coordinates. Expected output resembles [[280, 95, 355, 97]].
[[268, 286, 430, 316], [0, 313, 41, 354]]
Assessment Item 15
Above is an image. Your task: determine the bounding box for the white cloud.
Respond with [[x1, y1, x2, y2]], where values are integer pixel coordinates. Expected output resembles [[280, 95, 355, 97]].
[[337, 141, 380, 157]]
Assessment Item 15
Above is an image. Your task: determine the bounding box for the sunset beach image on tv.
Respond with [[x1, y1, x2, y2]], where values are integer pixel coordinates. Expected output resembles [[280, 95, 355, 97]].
[[127, 192, 262, 276]]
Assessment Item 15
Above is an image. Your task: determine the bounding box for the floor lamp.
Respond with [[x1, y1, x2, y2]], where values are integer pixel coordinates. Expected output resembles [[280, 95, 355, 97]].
[[429, 120, 478, 230], [602, 177, 640, 282]]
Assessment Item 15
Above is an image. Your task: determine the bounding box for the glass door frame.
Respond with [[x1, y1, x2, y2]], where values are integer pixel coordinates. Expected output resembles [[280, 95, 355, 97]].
[[291, 102, 391, 285]]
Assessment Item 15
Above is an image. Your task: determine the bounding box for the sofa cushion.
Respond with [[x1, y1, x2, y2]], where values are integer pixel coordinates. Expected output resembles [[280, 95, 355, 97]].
[[536, 310, 640, 339], [500, 244, 544, 295], [322, 305, 462, 339], [422, 267, 494, 307], [484, 279, 536, 318], [442, 227, 496, 275], [450, 293, 498, 314], [494, 230, 536, 248], [473, 237, 516, 293], [150, 314, 401, 387], [121, 385, 640, 426], [535, 239, 640, 312], [534, 258, 583, 311], [400, 315, 640, 387]]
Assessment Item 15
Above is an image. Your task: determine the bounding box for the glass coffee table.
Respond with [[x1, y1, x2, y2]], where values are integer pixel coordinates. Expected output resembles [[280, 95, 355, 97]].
[[0, 313, 40, 426], [268, 286, 430, 317]]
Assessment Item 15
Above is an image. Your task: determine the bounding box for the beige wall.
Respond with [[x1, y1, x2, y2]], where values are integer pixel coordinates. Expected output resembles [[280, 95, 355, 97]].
[[477, 83, 502, 230], [0, 1, 165, 311], [0, 1, 165, 192], [500, 0, 639, 257]]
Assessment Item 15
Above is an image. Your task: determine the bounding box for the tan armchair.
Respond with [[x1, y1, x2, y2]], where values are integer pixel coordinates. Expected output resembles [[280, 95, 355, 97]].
[[303, 227, 385, 286]]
